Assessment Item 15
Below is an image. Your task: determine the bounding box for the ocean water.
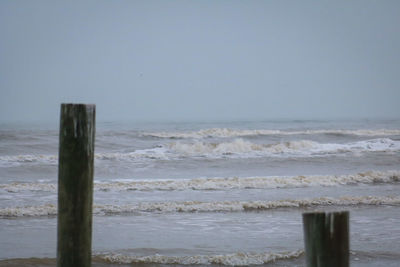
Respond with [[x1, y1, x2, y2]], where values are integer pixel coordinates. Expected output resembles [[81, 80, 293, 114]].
[[1, 119, 400, 266]]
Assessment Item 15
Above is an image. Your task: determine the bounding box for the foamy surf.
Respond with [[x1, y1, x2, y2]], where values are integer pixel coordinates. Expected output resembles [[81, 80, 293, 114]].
[[165, 139, 318, 157], [2, 196, 400, 217], [0, 147, 168, 166], [100, 250, 304, 266], [95, 170, 400, 191], [93, 196, 400, 214], [0, 182, 56, 192], [1, 138, 398, 166], [0, 154, 58, 167], [1, 170, 399, 193], [144, 128, 400, 139], [0, 203, 57, 217], [165, 138, 400, 158]]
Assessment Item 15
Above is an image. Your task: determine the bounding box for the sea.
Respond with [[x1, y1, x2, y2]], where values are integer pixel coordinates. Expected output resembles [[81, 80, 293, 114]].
[[0, 119, 400, 266]]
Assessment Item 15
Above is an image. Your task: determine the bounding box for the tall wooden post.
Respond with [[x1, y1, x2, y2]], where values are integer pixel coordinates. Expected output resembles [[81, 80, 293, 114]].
[[57, 104, 95, 267], [302, 211, 349, 267]]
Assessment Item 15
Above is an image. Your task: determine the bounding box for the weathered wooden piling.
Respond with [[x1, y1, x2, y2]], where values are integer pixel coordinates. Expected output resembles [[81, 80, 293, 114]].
[[302, 211, 349, 267], [57, 104, 95, 267]]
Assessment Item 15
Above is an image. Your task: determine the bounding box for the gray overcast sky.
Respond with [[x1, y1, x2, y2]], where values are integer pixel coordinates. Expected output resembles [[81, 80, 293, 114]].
[[1, 0, 399, 123]]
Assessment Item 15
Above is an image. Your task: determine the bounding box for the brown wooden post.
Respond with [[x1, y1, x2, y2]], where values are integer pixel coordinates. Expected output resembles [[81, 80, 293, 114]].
[[57, 104, 95, 267], [302, 211, 349, 267]]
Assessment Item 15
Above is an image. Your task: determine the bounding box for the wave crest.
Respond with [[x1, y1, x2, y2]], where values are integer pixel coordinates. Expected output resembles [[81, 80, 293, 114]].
[[1, 170, 399, 193], [2, 196, 399, 217], [144, 128, 400, 139], [1, 138, 398, 165], [94, 170, 400, 191], [165, 138, 400, 158]]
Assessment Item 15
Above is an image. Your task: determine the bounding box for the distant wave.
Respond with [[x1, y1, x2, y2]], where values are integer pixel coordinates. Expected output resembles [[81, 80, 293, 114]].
[[143, 128, 400, 139], [1, 195, 399, 217], [1, 138, 399, 165], [1, 170, 399, 193], [100, 250, 304, 266]]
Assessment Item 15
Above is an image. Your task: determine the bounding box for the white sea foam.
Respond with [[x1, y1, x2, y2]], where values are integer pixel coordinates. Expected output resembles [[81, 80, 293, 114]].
[[0, 154, 58, 167], [100, 250, 304, 266], [94, 147, 168, 160], [0, 148, 168, 166], [105, 196, 400, 213], [165, 138, 400, 158], [0, 182, 56, 193], [119, 138, 399, 160], [94, 196, 400, 214], [0, 203, 57, 217], [1, 170, 399, 193], [1, 138, 398, 165], [2, 196, 400, 217], [144, 128, 400, 139], [99, 138, 399, 159], [96, 170, 400, 191]]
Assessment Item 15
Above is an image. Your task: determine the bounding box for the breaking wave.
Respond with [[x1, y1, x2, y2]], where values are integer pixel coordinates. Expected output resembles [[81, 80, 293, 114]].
[[0, 203, 57, 217], [1, 138, 398, 165], [1, 196, 400, 217], [165, 138, 400, 158], [0, 154, 58, 166], [94, 170, 400, 191], [0, 147, 167, 167], [94, 196, 400, 214], [100, 250, 304, 266], [1, 170, 399, 193], [166, 139, 316, 157], [144, 128, 400, 139]]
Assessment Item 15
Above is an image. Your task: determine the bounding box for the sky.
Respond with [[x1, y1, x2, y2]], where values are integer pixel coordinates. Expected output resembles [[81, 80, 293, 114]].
[[1, 0, 399, 123]]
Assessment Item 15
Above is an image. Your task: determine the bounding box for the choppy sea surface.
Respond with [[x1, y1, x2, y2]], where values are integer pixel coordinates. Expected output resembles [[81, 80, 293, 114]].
[[1, 119, 400, 266]]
